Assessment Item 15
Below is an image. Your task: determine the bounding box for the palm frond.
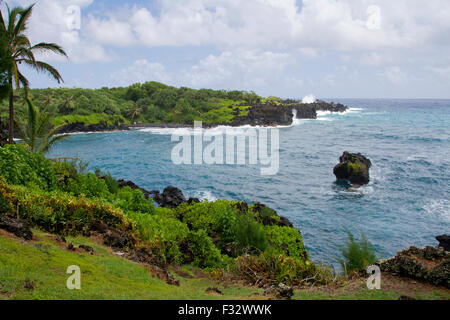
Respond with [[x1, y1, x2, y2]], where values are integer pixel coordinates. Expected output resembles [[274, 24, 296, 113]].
[[38, 134, 70, 153], [31, 42, 67, 57], [13, 5, 34, 38], [23, 60, 64, 83]]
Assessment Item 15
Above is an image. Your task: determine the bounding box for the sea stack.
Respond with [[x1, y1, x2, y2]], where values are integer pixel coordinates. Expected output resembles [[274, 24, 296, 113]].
[[333, 152, 372, 187]]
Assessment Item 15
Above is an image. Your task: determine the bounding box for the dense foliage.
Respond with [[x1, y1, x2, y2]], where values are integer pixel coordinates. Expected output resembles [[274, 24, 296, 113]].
[[0, 27, 10, 101], [0, 82, 263, 131], [0, 145, 332, 285]]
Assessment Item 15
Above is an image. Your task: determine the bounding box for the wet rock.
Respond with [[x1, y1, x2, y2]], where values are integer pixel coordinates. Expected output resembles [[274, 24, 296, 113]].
[[264, 283, 294, 300], [333, 152, 372, 186], [0, 215, 33, 241], [377, 246, 450, 288], [205, 287, 223, 295], [436, 234, 450, 252]]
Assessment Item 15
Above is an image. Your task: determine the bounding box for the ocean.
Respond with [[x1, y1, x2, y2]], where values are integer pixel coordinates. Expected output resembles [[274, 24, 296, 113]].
[[48, 99, 450, 268]]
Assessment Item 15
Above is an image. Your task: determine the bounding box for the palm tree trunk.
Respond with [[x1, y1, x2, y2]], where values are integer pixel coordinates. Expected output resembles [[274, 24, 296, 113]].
[[8, 76, 14, 144]]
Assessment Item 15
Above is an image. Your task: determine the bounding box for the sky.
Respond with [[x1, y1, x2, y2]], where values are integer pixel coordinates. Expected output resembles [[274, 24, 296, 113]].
[[3, 0, 450, 99]]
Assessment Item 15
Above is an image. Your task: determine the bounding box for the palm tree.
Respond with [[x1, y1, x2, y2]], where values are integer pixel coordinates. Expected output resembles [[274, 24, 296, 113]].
[[0, 4, 68, 144], [59, 95, 74, 114], [127, 104, 142, 123], [16, 98, 69, 153]]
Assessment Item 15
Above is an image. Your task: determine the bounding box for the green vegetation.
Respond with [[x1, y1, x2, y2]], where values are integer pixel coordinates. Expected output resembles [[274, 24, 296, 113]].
[[0, 82, 267, 133], [337, 230, 378, 274], [0, 144, 328, 288], [15, 98, 69, 153], [0, 4, 67, 143], [0, 229, 262, 300]]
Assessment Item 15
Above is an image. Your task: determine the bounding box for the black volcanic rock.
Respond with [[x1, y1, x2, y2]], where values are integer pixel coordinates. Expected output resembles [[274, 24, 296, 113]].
[[377, 246, 450, 288], [0, 215, 33, 240], [436, 235, 450, 252], [232, 104, 293, 127], [333, 152, 372, 186], [292, 104, 317, 119], [151, 186, 187, 209]]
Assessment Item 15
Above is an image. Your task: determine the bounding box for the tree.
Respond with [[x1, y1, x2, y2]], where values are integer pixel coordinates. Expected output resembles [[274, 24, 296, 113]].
[[127, 103, 142, 123], [16, 98, 69, 153], [1, 4, 67, 144], [0, 24, 10, 100]]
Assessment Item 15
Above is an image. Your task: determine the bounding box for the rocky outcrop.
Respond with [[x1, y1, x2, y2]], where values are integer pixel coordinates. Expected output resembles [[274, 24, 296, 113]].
[[252, 202, 294, 228], [292, 104, 317, 119], [0, 215, 33, 240], [232, 104, 293, 127], [377, 246, 450, 288], [333, 152, 372, 186], [313, 100, 348, 113], [436, 235, 450, 252], [150, 186, 187, 209]]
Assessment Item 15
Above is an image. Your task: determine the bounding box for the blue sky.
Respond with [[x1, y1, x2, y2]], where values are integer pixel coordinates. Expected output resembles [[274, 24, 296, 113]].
[[5, 0, 450, 99]]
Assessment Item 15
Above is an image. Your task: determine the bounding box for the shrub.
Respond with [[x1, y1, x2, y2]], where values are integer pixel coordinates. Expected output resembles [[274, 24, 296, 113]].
[[0, 144, 56, 190], [233, 215, 267, 255], [185, 230, 223, 268], [176, 200, 238, 236], [64, 173, 110, 199], [115, 187, 154, 214], [337, 230, 377, 274], [264, 225, 308, 260], [0, 178, 130, 236], [126, 211, 189, 264], [232, 252, 333, 286]]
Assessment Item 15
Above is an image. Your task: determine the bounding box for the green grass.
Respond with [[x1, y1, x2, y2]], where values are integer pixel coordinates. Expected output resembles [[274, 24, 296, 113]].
[[1, 230, 449, 300], [0, 230, 262, 300]]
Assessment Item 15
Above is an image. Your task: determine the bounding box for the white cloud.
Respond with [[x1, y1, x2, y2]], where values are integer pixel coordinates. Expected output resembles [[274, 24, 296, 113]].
[[110, 59, 171, 87], [182, 50, 293, 90]]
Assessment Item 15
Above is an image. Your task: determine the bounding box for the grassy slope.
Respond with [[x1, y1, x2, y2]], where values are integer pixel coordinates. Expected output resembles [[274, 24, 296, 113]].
[[1, 230, 449, 300]]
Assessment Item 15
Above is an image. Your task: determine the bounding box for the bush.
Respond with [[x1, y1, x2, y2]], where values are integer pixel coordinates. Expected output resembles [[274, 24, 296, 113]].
[[265, 225, 308, 260], [232, 252, 333, 286], [126, 211, 189, 264], [0, 144, 56, 190], [185, 230, 223, 268], [115, 187, 154, 214], [176, 200, 238, 237], [233, 215, 267, 254], [0, 178, 130, 236], [337, 230, 377, 274], [64, 173, 110, 199]]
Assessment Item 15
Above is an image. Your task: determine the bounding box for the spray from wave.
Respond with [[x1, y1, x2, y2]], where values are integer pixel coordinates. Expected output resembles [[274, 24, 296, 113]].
[[302, 94, 317, 104]]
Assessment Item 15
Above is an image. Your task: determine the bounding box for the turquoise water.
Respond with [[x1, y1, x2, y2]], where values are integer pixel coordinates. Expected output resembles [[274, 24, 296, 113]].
[[48, 99, 450, 267]]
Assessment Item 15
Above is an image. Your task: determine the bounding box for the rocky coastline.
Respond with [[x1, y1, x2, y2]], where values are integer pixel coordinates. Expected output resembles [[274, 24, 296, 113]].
[[58, 100, 349, 134]]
